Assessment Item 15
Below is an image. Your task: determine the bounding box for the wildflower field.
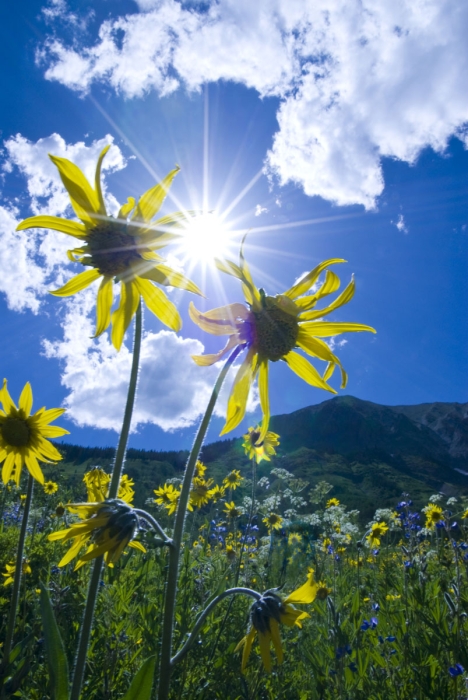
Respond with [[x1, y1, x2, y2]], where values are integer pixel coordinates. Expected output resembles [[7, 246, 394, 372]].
[[0, 146, 466, 700]]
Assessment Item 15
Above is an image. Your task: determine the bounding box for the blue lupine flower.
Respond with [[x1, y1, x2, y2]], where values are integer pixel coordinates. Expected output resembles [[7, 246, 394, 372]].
[[435, 520, 445, 529], [386, 636, 396, 642], [348, 662, 358, 673], [448, 663, 464, 677], [372, 603, 380, 611], [371, 617, 378, 628], [361, 620, 370, 631]]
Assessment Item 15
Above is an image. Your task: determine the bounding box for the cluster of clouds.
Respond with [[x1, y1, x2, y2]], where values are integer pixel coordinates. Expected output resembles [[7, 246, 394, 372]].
[[40, 0, 468, 209], [1, 133, 258, 431]]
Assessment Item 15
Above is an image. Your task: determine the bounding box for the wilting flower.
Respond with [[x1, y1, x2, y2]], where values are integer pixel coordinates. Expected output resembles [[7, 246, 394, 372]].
[[17, 146, 202, 350], [190, 477, 214, 508], [263, 513, 283, 532], [425, 504, 444, 529], [366, 522, 389, 547], [2, 560, 32, 586], [326, 498, 340, 508], [235, 571, 317, 672], [223, 469, 243, 490], [243, 427, 280, 464], [0, 380, 68, 486], [44, 481, 59, 495], [49, 499, 145, 570], [224, 501, 243, 519], [189, 245, 375, 439]]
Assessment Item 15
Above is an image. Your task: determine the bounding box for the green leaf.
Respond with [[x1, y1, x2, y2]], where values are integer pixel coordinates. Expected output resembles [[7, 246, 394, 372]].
[[39, 582, 69, 700], [121, 656, 156, 700]]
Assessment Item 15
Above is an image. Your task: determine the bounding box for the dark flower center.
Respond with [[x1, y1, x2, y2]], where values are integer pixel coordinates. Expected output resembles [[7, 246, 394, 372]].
[[87, 222, 141, 277], [2, 417, 31, 447], [253, 296, 298, 362]]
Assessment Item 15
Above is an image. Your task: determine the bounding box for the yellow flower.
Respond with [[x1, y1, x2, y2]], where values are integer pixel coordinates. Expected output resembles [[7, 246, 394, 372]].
[[226, 544, 237, 561], [315, 581, 332, 600], [366, 522, 389, 547], [190, 477, 214, 508], [207, 484, 225, 503], [0, 380, 68, 486], [288, 532, 302, 546], [224, 501, 242, 519], [84, 468, 134, 504], [322, 537, 332, 551], [194, 461, 207, 478], [189, 245, 375, 438], [20, 494, 27, 504], [263, 513, 283, 532], [44, 481, 59, 495], [223, 469, 243, 490], [49, 499, 146, 570], [55, 502, 65, 517], [242, 427, 280, 463], [17, 146, 202, 351], [425, 504, 444, 529], [461, 508, 468, 520], [386, 593, 401, 601], [2, 560, 32, 586], [326, 498, 340, 508], [235, 570, 317, 672]]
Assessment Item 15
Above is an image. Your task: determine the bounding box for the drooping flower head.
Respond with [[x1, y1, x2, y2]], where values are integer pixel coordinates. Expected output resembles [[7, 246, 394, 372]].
[[243, 426, 280, 464], [49, 499, 145, 570], [0, 380, 68, 486], [17, 146, 202, 350], [235, 571, 317, 672], [189, 243, 375, 440], [84, 467, 134, 504]]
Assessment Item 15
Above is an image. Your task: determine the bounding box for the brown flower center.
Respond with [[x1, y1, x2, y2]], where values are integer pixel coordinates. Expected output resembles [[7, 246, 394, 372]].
[[2, 417, 31, 447], [87, 222, 141, 277], [253, 296, 298, 361]]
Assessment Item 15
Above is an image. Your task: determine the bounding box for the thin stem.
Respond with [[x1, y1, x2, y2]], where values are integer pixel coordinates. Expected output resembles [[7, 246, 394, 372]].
[[0, 474, 34, 688], [156, 344, 243, 700], [171, 588, 261, 667], [133, 509, 171, 544], [70, 302, 142, 700]]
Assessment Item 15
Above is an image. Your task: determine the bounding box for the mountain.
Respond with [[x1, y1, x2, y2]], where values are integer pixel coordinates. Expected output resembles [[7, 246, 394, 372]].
[[55, 396, 468, 522]]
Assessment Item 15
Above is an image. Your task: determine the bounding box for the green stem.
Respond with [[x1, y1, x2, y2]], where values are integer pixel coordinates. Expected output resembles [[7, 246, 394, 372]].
[[70, 302, 142, 700], [156, 344, 242, 700], [0, 473, 34, 688]]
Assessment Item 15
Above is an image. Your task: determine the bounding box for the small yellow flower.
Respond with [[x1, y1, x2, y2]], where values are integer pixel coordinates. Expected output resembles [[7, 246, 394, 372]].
[[425, 504, 444, 529], [461, 508, 468, 520], [263, 513, 283, 532], [235, 570, 317, 672], [194, 461, 207, 478], [385, 594, 401, 601], [315, 581, 332, 601], [224, 501, 242, 519], [242, 427, 280, 463], [190, 245, 375, 439], [17, 147, 202, 350], [190, 477, 214, 508], [44, 481, 59, 495], [55, 502, 66, 517], [322, 537, 332, 551], [2, 560, 32, 586], [84, 468, 134, 504], [288, 532, 302, 546], [226, 544, 237, 561], [207, 484, 225, 503], [49, 499, 146, 570], [223, 470, 243, 490], [326, 498, 340, 508], [0, 380, 68, 486], [20, 494, 27, 504], [154, 483, 179, 506], [366, 522, 389, 547]]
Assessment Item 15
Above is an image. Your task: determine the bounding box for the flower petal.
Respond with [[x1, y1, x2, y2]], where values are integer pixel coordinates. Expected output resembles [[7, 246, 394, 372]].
[[296, 330, 347, 389], [94, 145, 110, 216], [258, 359, 270, 442], [131, 166, 180, 223], [269, 619, 284, 664], [285, 575, 318, 604], [294, 269, 341, 311], [34, 407, 66, 425], [188, 302, 240, 336], [0, 379, 16, 413], [39, 425, 70, 438], [111, 282, 140, 351], [19, 382, 33, 417], [220, 348, 256, 435], [258, 630, 272, 672], [137, 263, 202, 296], [284, 258, 346, 300], [2, 451, 16, 484], [49, 154, 100, 224], [117, 197, 136, 220], [50, 269, 101, 297], [134, 278, 181, 332], [299, 276, 356, 320], [299, 322, 376, 337], [16, 216, 88, 239], [94, 276, 114, 338], [24, 452, 44, 485], [283, 351, 337, 394], [191, 335, 239, 367]]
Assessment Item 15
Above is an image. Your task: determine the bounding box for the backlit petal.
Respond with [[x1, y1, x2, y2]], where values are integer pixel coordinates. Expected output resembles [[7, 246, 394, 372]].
[[299, 322, 376, 337], [137, 262, 202, 296], [132, 166, 180, 223], [284, 258, 346, 300], [258, 359, 270, 442], [0, 379, 16, 413], [16, 216, 88, 239], [94, 276, 114, 338], [95, 145, 110, 216], [111, 282, 140, 351], [294, 269, 341, 312], [191, 335, 239, 367], [24, 452, 44, 485], [283, 351, 337, 394], [19, 382, 33, 417], [49, 153, 100, 224], [299, 276, 356, 320], [134, 277, 181, 332], [189, 302, 240, 336], [50, 269, 101, 297], [220, 348, 256, 435], [2, 451, 16, 484]]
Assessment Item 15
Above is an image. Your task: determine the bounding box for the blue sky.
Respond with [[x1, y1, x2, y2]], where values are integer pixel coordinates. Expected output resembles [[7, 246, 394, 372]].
[[1, 0, 467, 451]]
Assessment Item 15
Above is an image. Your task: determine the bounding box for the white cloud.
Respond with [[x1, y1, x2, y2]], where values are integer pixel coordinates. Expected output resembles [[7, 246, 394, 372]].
[[40, 0, 468, 209], [43, 288, 259, 432], [0, 133, 126, 312], [255, 204, 268, 216], [393, 214, 408, 234]]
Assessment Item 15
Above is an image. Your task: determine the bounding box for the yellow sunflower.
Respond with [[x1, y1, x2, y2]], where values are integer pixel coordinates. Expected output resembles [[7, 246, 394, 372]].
[[222, 469, 243, 490], [242, 427, 280, 464], [224, 501, 243, 519], [17, 146, 202, 350], [49, 499, 145, 570], [366, 521, 389, 547], [263, 512, 283, 532], [235, 570, 317, 672], [189, 244, 375, 439], [194, 460, 207, 478], [84, 467, 134, 504], [2, 560, 32, 587], [44, 480, 59, 495], [425, 503, 444, 529], [326, 498, 340, 508], [0, 380, 68, 486], [315, 581, 332, 600], [208, 484, 225, 503], [190, 477, 214, 507]]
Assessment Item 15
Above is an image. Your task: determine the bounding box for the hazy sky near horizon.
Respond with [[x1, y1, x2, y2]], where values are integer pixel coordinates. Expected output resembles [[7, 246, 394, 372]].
[[1, 0, 467, 451]]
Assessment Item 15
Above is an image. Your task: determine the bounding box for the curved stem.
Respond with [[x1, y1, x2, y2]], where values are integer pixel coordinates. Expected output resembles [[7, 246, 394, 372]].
[[70, 302, 142, 700], [171, 588, 261, 667], [133, 509, 171, 544], [0, 474, 34, 689], [156, 344, 243, 700]]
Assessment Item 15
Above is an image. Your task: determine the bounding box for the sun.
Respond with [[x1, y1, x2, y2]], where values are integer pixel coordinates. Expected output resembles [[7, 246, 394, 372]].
[[176, 212, 234, 266]]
